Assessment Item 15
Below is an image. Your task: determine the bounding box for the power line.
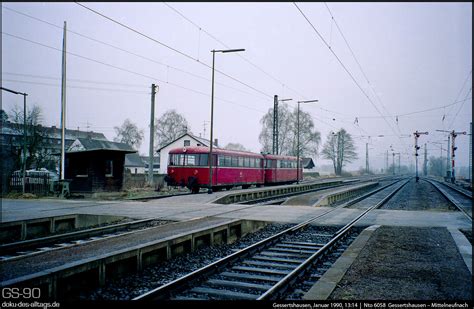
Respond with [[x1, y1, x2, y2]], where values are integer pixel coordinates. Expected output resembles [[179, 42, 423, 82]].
[[1, 5, 270, 102], [293, 2, 409, 155], [448, 87, 472, 129], [74, 2, 273, 99], [2, 79, 151, 94], [162, 2, 309, 100], [2, 72, 149, 88], [2, 31, 267, 114]]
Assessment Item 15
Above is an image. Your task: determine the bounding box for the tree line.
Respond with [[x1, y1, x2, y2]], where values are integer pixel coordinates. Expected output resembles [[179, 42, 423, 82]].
[[2, 103, 359, 176]]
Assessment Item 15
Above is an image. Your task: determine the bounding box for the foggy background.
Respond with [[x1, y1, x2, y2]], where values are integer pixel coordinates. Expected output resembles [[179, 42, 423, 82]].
[[2, 2, 472, 173]]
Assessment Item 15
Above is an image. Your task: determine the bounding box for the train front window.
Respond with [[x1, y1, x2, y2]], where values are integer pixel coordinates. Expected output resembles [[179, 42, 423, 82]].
[[186, 154, 197, 166]]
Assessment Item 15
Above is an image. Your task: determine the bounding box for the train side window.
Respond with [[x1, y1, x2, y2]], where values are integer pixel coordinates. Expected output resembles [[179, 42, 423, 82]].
[[218, 155, 225, 166], [256, 158, 260, 168], [243, 157, 249, 167], [224, 156, 232, 167], [249, 158, 254, 168], [238, 157, 244, 167], [231, 156, 238, 167], [199, 154, 208, 166]]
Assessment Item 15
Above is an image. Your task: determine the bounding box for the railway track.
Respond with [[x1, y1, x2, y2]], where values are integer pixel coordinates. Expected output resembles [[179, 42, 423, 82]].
[[422, 178, 472, 220], [0, 218, 171, 262], [133, 177, 411, 301]]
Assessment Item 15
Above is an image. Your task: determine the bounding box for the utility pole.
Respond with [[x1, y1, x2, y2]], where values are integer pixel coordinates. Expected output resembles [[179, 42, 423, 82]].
[[469, 122, 472, 182], [392, 152, 395, 175], [413, 130, 429, 182], [423, 143, 428, 176], [60, 21, 67, 182], [366, 143, 369, 174], [450, 130, 467, 183], [273, 95, 278, 155], [148, 84, 157, 187], [446, 135, 451, 179], [386, 150, 388, 174]]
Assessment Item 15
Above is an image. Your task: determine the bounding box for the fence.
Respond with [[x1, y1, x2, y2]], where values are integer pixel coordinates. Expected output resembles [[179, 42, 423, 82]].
[[9, 170, 54, 196]]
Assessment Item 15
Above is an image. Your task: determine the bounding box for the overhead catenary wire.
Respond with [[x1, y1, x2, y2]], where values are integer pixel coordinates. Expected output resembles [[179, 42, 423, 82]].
[[74, 2, 273, 99], [294, 2, 409, 155], [2, 32, 267, 114], [162, 2, 309, 100], [1, 5, 270, 103]]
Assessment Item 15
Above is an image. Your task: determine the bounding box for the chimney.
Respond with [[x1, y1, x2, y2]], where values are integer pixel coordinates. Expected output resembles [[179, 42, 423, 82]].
[[214, 138, 218, 147]]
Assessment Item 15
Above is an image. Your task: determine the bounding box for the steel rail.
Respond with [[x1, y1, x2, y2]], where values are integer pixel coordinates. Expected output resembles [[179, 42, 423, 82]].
[[258, 178, 411, 300], [421, 178, 472, 220], [133, 177, 409, 301], [0, 218, 158, 254]]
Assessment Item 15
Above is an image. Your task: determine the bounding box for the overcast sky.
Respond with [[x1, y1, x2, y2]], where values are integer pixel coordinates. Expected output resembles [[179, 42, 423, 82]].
[[2, 2, 472, 172]]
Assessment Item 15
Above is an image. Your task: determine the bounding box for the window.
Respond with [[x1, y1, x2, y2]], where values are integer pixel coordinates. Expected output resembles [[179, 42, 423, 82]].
[[184, 140, 191, 147], [224, 156, 231, 167], [238, 157, 244, 167], [218, 155, 225, 166], [243, 157, 249, 167], [231, 156, 238, 167], [105, 160, 113, 177], [186, 154, 197, 166], [199, 154, 208, 166]]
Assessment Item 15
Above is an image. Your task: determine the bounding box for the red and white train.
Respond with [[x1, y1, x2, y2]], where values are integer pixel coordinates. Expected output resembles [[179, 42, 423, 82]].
[[165, 146, 302, 193]]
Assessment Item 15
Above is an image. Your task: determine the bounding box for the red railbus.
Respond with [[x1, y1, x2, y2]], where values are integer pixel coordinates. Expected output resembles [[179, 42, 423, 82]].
[[263, 154, 302, 185], [166, 146, 264, 193]]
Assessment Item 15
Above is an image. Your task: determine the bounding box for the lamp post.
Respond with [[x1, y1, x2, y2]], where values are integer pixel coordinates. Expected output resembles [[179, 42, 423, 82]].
[[1, 87, 28, 194], [208, 48, 245, 194], [296, 100, 318, 184]]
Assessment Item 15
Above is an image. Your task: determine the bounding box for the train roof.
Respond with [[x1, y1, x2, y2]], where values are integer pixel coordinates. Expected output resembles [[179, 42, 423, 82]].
[[263, 154, 299, 160], [168, 146, 264, 158]]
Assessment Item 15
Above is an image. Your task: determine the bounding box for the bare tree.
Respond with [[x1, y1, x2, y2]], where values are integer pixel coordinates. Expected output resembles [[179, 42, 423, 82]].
[[259, 103, 320, 157], [154, 109, 190, 150], [224, 142, 249, 151], [321, 128, 358, 175], [114, 119, 144, 150], [7, 104, 55, 171], [428, 156, 445, 177]]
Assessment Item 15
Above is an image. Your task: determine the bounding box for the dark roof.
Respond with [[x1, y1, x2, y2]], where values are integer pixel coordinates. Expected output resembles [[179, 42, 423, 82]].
[[125, 153, 145, 167], [156, 132, 210, 152], [67, 138, 136, 154], [302, 157, 315, 169], [1, 121, 107, 141]]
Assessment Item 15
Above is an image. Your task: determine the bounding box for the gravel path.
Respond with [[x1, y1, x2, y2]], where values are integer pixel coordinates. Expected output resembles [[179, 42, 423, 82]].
[[329, 226, 472, 300], [381, 179, 454, 211]]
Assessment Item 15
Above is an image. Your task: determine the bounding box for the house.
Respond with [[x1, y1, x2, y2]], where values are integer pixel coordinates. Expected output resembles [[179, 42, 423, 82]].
[[124, 153, 145, 174], [65, 138, 136, 192], [141, 156, 160, 175], [301, 157, 316, 172], [124, 154, 160, 175], [157, 133, 217, 174], [1, 120, 108, 193]]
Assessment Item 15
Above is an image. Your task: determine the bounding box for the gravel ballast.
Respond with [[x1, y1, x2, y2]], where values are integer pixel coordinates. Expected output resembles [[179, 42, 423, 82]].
[[329, 226, 472, 300], [80, 224, 342, 300]]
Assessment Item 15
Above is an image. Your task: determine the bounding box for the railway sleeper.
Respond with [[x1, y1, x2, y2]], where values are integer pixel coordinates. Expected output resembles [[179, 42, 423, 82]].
[[218, 271, 282, 283], [267, 247, 317, 254], [259, 250, 311, 258], [187, 287, 258, 300], [275, 243, 323, 250], [241, 259, 297, 270], [231, 266, 290, 276], [281, 241, 326, 247], [252, 255, 306, 264], [205, 278, 273, 291]]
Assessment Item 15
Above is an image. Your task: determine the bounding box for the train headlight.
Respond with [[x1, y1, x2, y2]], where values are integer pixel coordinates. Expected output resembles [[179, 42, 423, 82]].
[[194, 169, 198, 175], [170, 169, 174, 174]]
